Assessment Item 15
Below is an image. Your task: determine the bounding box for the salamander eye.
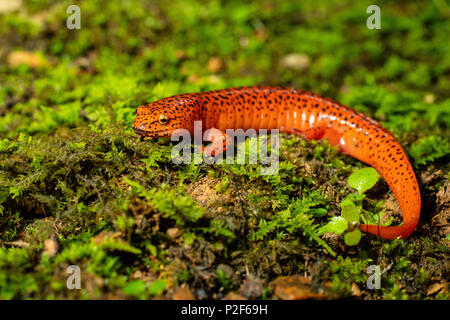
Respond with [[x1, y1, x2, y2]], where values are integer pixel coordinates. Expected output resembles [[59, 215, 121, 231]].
[[159, 115, 169, 125]]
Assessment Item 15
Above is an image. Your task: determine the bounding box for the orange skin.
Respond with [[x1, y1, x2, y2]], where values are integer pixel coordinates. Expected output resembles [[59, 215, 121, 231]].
[[132, 86, 421, 240]]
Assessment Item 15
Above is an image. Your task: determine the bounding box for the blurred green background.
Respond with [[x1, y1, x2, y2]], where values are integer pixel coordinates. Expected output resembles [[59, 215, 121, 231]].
[[1, 0, 449, 137], [0, 0, 448, 300]]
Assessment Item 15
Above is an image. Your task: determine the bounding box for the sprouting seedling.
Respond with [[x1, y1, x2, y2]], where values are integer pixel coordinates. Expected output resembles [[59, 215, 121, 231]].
[[318, 167, 380, 246]]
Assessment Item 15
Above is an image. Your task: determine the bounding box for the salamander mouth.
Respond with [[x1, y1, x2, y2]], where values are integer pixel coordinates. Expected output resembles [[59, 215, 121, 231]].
[[132, 126, 172, 138]]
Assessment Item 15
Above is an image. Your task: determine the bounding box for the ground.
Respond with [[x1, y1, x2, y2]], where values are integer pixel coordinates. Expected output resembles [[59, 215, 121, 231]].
[[0, 0, 449, 300]]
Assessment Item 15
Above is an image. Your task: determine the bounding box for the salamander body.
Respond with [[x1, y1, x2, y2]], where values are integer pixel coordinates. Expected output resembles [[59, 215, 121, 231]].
[[132, 86, 421, 240]]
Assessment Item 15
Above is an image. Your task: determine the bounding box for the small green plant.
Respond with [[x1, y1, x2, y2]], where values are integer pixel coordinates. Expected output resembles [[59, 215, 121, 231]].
[[123, 279, 167, 298], [251, 190, 336, 256], [319, 167, 380, 246], [347, 167, 379, 194], [215, 268, 233, 291]]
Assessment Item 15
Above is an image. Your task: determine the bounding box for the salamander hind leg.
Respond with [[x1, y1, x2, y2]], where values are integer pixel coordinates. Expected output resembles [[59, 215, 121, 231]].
[[282, 126, 325, 141], [285, 126, 344, 149]]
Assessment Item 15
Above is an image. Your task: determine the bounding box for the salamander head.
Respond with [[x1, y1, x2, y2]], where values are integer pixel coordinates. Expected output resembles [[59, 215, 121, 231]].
[[132, 96, 198, 138]]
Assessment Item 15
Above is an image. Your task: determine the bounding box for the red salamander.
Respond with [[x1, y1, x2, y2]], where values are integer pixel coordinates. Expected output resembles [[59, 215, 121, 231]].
[[132, 86, 421, 240]]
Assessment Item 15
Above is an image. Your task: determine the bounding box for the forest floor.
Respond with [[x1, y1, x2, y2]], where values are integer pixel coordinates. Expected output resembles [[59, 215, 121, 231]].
[[0, 0, 448, 299]]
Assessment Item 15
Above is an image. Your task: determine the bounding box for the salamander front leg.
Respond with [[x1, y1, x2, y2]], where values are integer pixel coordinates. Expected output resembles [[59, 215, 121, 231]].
[[201, 128, 232, 157]]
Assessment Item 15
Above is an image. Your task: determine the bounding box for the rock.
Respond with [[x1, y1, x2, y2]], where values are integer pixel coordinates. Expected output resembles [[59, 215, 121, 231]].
[[83, 272, 104, 293], [351, 283, 362, 297], [173, 286, 196, 300], [175, 50, 187, 60], [207, 57, 223, 73], [427, 282, 445, 296], [270, 275, 329, 300], [187, 74, 200, 83], [44, 235, 60, 258], [130, 270, 157, 282], [196, 289, 207, 299], [186, 176, 231, 209], [166, 227, 181, 239], [424, 94, 435, 104], [239, 275, 264, 299], [239, 36, 249, 47], [223, 291, 247, 300], [208, 75, 221, 84], [93, 231, 122, 245], [217, 264, 234, 276], [7, 51, 47, 68], [0, 0, 21, 14], [280, 53, 310, 71]]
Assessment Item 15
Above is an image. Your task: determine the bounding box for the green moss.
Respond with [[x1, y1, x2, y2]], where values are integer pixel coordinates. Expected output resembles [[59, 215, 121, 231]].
[[409, 136, 450, 166], [327, 256, 372, 296], [251, 190, 335, 256]]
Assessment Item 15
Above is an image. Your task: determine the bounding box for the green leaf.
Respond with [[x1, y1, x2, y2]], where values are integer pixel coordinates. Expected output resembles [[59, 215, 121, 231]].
[[123, 280, 146, 296], [341, 202, 360, 224], [344, 229, 362, 246], [148, 279, 167, 296], [318, 216, 348, 235], [146, 243, 157, 256], [348, 167, 379, 194], [309, 208, 328, 217], [0, 139, 18, 152]]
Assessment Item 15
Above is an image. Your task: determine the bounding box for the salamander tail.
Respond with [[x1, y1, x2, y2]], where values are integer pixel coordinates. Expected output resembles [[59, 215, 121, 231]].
[[359, 222, 418, 240]]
